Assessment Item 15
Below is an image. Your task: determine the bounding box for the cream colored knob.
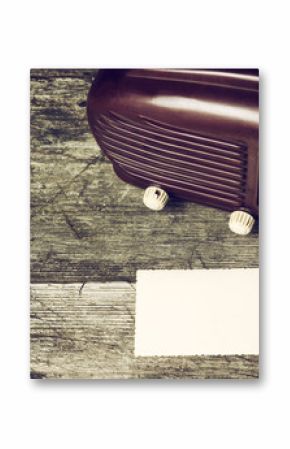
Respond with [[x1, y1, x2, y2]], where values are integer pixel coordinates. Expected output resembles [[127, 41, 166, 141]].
[[229, 210, 255, 235], [143, 186, 169, 211]]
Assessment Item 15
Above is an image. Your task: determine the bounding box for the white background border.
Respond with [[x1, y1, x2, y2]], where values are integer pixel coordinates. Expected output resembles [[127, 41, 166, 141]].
[[1, 1, 289, 447]]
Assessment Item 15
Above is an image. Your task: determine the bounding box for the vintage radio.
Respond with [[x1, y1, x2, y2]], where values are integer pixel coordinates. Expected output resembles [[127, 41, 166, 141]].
[[87, 69, 259, 235]]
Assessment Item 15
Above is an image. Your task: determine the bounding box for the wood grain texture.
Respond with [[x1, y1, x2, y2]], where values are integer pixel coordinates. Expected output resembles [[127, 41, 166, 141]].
[[30, 69, 259, 379], [31, 283, 259, 379]]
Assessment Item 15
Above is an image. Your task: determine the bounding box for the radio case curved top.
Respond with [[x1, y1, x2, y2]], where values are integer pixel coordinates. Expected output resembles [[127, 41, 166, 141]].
[[87, 69, 259, 217]]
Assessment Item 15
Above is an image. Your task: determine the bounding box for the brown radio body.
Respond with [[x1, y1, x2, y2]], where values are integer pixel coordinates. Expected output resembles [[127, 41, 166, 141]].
[[87, 69, 259, 218]]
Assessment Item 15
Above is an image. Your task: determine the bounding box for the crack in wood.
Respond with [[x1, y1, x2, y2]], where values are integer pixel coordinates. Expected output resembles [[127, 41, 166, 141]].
[[63, 213, 83, 240]]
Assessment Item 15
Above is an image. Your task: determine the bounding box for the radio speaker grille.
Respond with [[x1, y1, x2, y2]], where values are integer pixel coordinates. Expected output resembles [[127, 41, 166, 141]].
[[94, 112, 248, 209]]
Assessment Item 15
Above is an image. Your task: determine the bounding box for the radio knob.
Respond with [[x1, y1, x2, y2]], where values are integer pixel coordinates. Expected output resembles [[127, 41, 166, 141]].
[[143, 186, 169, 211], [229, 210, 255, 235]]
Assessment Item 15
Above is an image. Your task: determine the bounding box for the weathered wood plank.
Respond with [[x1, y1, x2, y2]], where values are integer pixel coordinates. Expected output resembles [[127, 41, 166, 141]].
[[31, 162, 259, 282], [30, 283, 259, 379], [31, 69, 97, 79]]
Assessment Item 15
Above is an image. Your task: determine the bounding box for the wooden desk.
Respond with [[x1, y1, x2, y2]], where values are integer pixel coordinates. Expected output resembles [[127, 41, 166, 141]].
[[30, 69, 259, 379]]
